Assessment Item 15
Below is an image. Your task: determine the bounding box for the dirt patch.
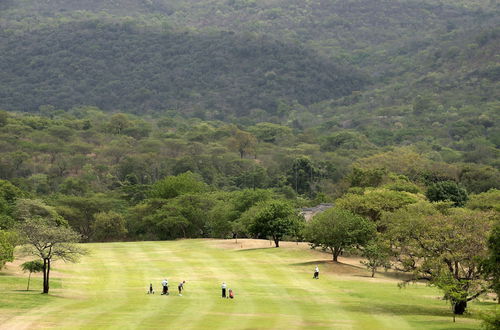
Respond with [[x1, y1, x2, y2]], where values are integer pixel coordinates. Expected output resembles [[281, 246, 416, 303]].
[[210, 238, 310, 250], [2, 253, 70, 278]]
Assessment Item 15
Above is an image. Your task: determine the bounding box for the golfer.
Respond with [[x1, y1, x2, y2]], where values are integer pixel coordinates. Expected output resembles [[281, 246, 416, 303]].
[[148, 283, 154, 294], [221, 282, 227, 298], [178, 281, 185, 295], [314, 265, 319, 279], [161, 278, 169, 295]]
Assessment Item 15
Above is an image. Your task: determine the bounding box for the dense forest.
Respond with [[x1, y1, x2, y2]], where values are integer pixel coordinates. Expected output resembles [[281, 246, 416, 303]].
[[0, 0, 498, 230]]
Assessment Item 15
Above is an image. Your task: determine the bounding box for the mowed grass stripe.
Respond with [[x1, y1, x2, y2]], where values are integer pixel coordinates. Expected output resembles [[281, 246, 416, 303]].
[[54, 243, 133, 328], [189, 244, 277, 329], [236, 247, 346, 329]]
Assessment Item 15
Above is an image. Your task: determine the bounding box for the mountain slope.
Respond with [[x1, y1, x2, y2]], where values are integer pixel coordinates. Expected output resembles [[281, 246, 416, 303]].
[[0, 23, 366, 115]]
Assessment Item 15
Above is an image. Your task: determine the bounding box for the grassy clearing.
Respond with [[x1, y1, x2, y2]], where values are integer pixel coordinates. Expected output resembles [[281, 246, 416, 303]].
[[0, 239, 495, 329]]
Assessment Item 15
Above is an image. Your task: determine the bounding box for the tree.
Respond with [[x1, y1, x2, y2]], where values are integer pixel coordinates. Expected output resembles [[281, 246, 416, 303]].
[[53, 195, 124, 241], [20, 260, 44, 291], [0, 179, 26, 229], [335, 188, 417, 227], [248, 200, 304, 247], [304, 208, 375, 261], [483, 221, 500, 304], [248, 122, 291, 143], [348, 167, 387, 188], [287, 156, 319, 195], [0, 230, 17, 269], [92, 211, 128, 242], [466, 189, 500, 212], [360, 239, 391, 277], [320, 131, 364, 152], [18, 217, 87, 294], [459, 165, 500, 194], [426, 181, 468, 206], [149, 172, 207, 199], [384, 203, 495, 315], [228, 130, 257, 159], [108, 113, 131, 134]]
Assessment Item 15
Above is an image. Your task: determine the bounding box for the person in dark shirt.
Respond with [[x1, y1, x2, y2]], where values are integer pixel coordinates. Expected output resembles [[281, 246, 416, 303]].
[[178, 280, 185, 296]]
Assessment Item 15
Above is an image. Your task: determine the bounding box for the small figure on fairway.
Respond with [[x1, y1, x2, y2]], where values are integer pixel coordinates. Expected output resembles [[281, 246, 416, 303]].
[[178, 280, 185, 296], [313, 265, 319, 279], [228, 288, 234, 299], [161, 279, 169, 295], [221, 282, 227, 298], [147, 283, 155, 294]]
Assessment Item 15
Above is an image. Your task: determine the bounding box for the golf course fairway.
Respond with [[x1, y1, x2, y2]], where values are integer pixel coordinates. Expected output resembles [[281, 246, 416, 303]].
[[0, 239, 494, 329]]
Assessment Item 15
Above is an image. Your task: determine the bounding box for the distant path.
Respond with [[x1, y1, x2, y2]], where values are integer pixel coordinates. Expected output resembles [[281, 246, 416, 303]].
[[300, 203, 333, 222]]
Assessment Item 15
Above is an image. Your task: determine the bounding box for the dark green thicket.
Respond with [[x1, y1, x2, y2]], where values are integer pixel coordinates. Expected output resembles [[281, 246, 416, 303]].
[[0, 23, 366, 117]]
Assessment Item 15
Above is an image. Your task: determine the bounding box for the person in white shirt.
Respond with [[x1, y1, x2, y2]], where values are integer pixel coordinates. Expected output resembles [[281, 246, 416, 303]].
[[221, 282, 227, 298], [161, 279, 169, 295], [314, 266, 319, 279]]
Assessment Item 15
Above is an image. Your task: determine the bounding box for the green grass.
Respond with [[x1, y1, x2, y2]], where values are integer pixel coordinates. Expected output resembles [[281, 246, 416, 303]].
[[0, 239, 495, 329]]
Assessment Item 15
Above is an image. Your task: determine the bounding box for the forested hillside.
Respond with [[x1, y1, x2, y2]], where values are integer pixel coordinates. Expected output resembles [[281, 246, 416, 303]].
[[0, 23, 366, 115], [0, 0, 498, 119]]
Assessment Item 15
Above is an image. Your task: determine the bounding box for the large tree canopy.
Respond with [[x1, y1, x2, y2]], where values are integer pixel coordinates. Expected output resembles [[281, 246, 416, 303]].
[[18, 216, 87, 294], [304, 208, 375, 262], [383, 202, 496, 315], [247, 200, 304, 247]]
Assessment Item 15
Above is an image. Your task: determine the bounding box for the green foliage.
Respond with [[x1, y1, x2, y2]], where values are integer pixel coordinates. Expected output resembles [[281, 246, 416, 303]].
[[248, 123, 291, 143], [426, 181, 468, 207], [0, 23, 365, 116], [481, 309, 500, 330], [384, 204, 496, 315], [20, 259, 44, 273], [335, 188, 418, 223], [0, 230, 17, 269], [18, 215, 88, 293], [53, 194, 124, 240], [320, 132, 363, 152], [287, 156, 319, 195], [466, 189, 500, 212], [149, 172, 208, 199], [20, 259, 44, 290], [459, 165, 500, 194], [0, 180, 26, 229], [348, 167, 387, 188], [360, 239, 391, 277], [91, 211, 128, 242], [482, 221, 500, 306], [14, 199, 67, 226], [228, 130, 257, 159], [247, 199, 304, 247], [304, 208, 375, 261], [0, 110, 8, 127]]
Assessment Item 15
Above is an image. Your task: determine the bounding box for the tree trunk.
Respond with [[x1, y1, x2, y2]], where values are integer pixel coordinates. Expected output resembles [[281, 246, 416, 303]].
[[43, 258, 50, 294], [371, 268, 375, 278], [332, 247, 341, 262], [27, 272, 32, 291], [453, 300, 467, 315], [274, 237, 280, 248]]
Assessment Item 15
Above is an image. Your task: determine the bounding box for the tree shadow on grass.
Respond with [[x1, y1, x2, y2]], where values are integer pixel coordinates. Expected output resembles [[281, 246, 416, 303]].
[[341, 299, 467, 319], [352, 271, 413, 281], [235, 247, 276, 252], [288, 260, 334, 266]]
